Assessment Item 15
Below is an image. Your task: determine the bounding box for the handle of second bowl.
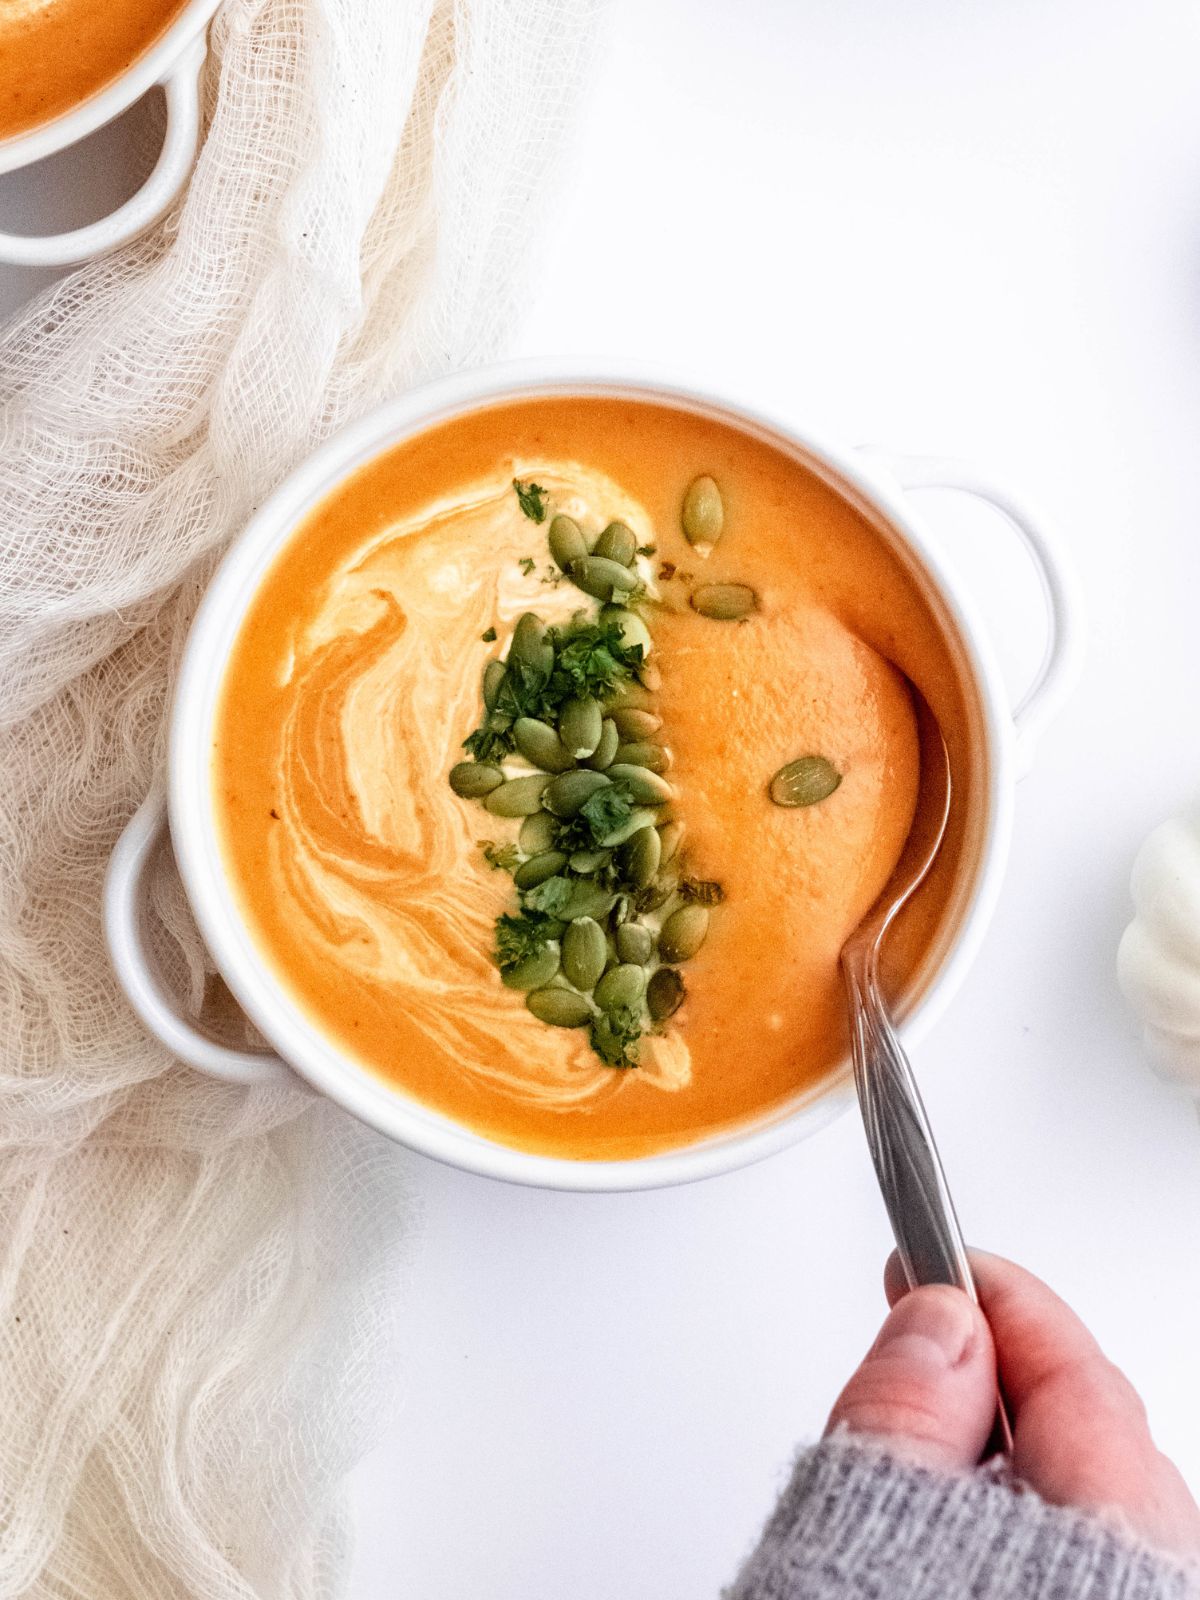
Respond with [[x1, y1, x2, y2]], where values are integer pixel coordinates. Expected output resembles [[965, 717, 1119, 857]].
[[868, 452, 1084, 774], [0, 33, 206, 268], [104, 784, 297, 1087]]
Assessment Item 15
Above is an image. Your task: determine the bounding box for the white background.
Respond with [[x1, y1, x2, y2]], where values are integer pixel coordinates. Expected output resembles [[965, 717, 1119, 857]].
[[4, 3, 1200, 1597]]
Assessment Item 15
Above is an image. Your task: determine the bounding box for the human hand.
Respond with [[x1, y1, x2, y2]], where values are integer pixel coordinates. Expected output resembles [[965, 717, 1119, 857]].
[[825, 1250, 1200, 1559]]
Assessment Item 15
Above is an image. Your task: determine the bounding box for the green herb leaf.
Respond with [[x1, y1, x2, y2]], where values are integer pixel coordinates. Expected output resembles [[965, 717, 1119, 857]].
[[478, 840, 519, 872], [547, 620, 643, 705], [521, 875, 577, 919], [480, 626, 497, 643], [518, 556, 536, 576], [555, 779, 636, 852], [494, 908, 557, 972], [513, 479, 548, 523], [590, 1004, 642, 1067], [462, 710, 516, 762]]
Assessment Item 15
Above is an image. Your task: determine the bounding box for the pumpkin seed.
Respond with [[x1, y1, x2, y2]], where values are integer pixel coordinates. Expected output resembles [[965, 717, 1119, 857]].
[[646, 966, 685, 1020], [616, 923, 654, 965], [607, 678, 654, 712], [599, 604, 653, 659], [527, 987, 593, 1028], [610, 706, 662, 741], [449, 761, 504, 798], [616, 824, 661, 889], [510, 611, 554, 678], [501, 944, 560, 991], [514, 717, 574, 773], [484, 773, 550, 816], [559, 696, 603, 759], [568, 848, 611, 874], [605, 764, 674, 806], [690, 583, 758, 621], [614, 741, 670, 774], [584, 717, 620, 771], [657, 819, 685, 863], [595, 963, 647, 1013], [769, 755, 842, 808], [658, 904, 709, 962], [635, 868, 678, 913], [543, 768, 612, 817], [638, 660, 662, 693], [559, 880, 617, 921], [681, 475, 724, 549], [594, 520, 637, 566], [568, 555, 640, 601], [513, 850, 569, 890], [548, 513, 588, 572], [600, 806, 661, 848], [562, 917, 608, 991], [482, 660, 506, 711], [519, 811, 559, 854]]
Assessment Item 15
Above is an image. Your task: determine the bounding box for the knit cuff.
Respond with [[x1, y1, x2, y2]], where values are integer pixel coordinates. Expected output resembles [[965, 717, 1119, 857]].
[[726, 1432, 1200, 1600]]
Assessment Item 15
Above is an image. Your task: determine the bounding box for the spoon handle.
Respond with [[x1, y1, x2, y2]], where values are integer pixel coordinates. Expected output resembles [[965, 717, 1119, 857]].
[[842, 943, 1014, 1454]]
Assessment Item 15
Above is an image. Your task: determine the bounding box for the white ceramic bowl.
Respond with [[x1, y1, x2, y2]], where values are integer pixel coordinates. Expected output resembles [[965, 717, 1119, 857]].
[[104, 362, 1082, 1190], [0, 0, 220, 266]]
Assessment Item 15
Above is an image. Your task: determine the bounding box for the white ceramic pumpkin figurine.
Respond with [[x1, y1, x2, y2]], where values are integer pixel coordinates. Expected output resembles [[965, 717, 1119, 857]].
[[1118, 806, 1200, 1091]]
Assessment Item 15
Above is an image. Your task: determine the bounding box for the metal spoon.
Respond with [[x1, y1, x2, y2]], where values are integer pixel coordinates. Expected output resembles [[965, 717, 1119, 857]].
[[840, 681, 1013, 1453]]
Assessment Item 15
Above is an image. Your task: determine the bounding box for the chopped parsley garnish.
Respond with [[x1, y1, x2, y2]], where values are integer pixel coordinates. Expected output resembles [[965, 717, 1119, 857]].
[[481, 626, 497, 642], [478, 840, 519, 872], [495, 908, 557, 971], [462, 711, 515, 762], [590, 1005, 642, 1068], [554, 779, 636, 852], [518, 556, 536, 576], [513, 479, 548, 523], [547, 621, 643, 705]]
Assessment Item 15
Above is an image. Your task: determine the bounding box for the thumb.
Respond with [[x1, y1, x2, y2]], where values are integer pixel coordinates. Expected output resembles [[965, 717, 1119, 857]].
[[825, 1284, 997, 1472]]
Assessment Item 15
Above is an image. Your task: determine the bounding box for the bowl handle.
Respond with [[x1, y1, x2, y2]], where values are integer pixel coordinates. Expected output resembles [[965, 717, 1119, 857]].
[[866, 452, 1084, 773], [0, 34, 206, 268], [104, 785, 297, 1087]]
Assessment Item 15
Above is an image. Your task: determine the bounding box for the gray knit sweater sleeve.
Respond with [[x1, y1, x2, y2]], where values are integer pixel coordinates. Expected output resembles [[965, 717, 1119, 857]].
[[727, 1433, 1200, 1600]]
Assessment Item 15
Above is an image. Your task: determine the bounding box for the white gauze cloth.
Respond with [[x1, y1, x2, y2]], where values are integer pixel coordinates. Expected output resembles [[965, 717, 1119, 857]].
[[0, 1, 597, 1593]]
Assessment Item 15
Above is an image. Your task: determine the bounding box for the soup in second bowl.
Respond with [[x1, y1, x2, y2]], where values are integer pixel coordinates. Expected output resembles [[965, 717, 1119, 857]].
[[213, 396, 979, 1160], [0, 0, 188, 141]]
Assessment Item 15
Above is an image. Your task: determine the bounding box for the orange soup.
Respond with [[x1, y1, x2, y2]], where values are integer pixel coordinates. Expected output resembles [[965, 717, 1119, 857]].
[[0, 0, 188, 140], [213, 397, 977, 1160]]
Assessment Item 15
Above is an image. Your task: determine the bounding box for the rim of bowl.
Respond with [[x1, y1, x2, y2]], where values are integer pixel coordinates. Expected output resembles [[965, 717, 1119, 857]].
[[170, 359, 1015, 1192], [0, 0, 220, 174]]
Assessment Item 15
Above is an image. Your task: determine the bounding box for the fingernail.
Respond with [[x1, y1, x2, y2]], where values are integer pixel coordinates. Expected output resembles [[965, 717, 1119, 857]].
[[872, 1286, 978, 1371]]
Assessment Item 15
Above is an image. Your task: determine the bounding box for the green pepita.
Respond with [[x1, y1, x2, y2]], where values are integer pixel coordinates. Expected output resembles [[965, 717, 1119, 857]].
[[599, 603, 653, 659], [449, 761, 504, 798], [484, 773, 550, 817], [681, 475, 724, 550], [769, 755, 843, 808], [519, 811, 559, 855], [548, 513, 588, 572], [568, 848, 611, 874], [657, 819, 685, 864], [637, 659, 662, 693], [658, 904, 710, 962], [616, 824, 661, 889], [558, 696, 603, 759], [526, 987, 594, 1028], [615, 923, 654, 965], [594, 963, 647, 1013], [614, 741, 670, 774], [605, 764, 674, 806], [594, 520, 637, 566], [514, 717, 574, 772], [690, 583, 759, 621], [607, 678, 654, 712], [543, 768, 612, 817], [509, 611, 554, 678], [561, 917, 608, 991], [513, 850, 569, 890], [559, 880, 618, 921], [634, 868, 678, 913], [610, 706, 662, 741], [599, 806, 661, 848], [482, 660, 506, 711], [646, 966, 685, 1020], [568, 555, 640, 601], [501, 944, 560, 991], [584, 717, 620, 771]]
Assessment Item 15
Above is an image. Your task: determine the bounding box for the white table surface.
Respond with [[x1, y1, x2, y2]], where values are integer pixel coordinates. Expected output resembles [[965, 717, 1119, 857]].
[[5, 3, 1200, 1596]]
